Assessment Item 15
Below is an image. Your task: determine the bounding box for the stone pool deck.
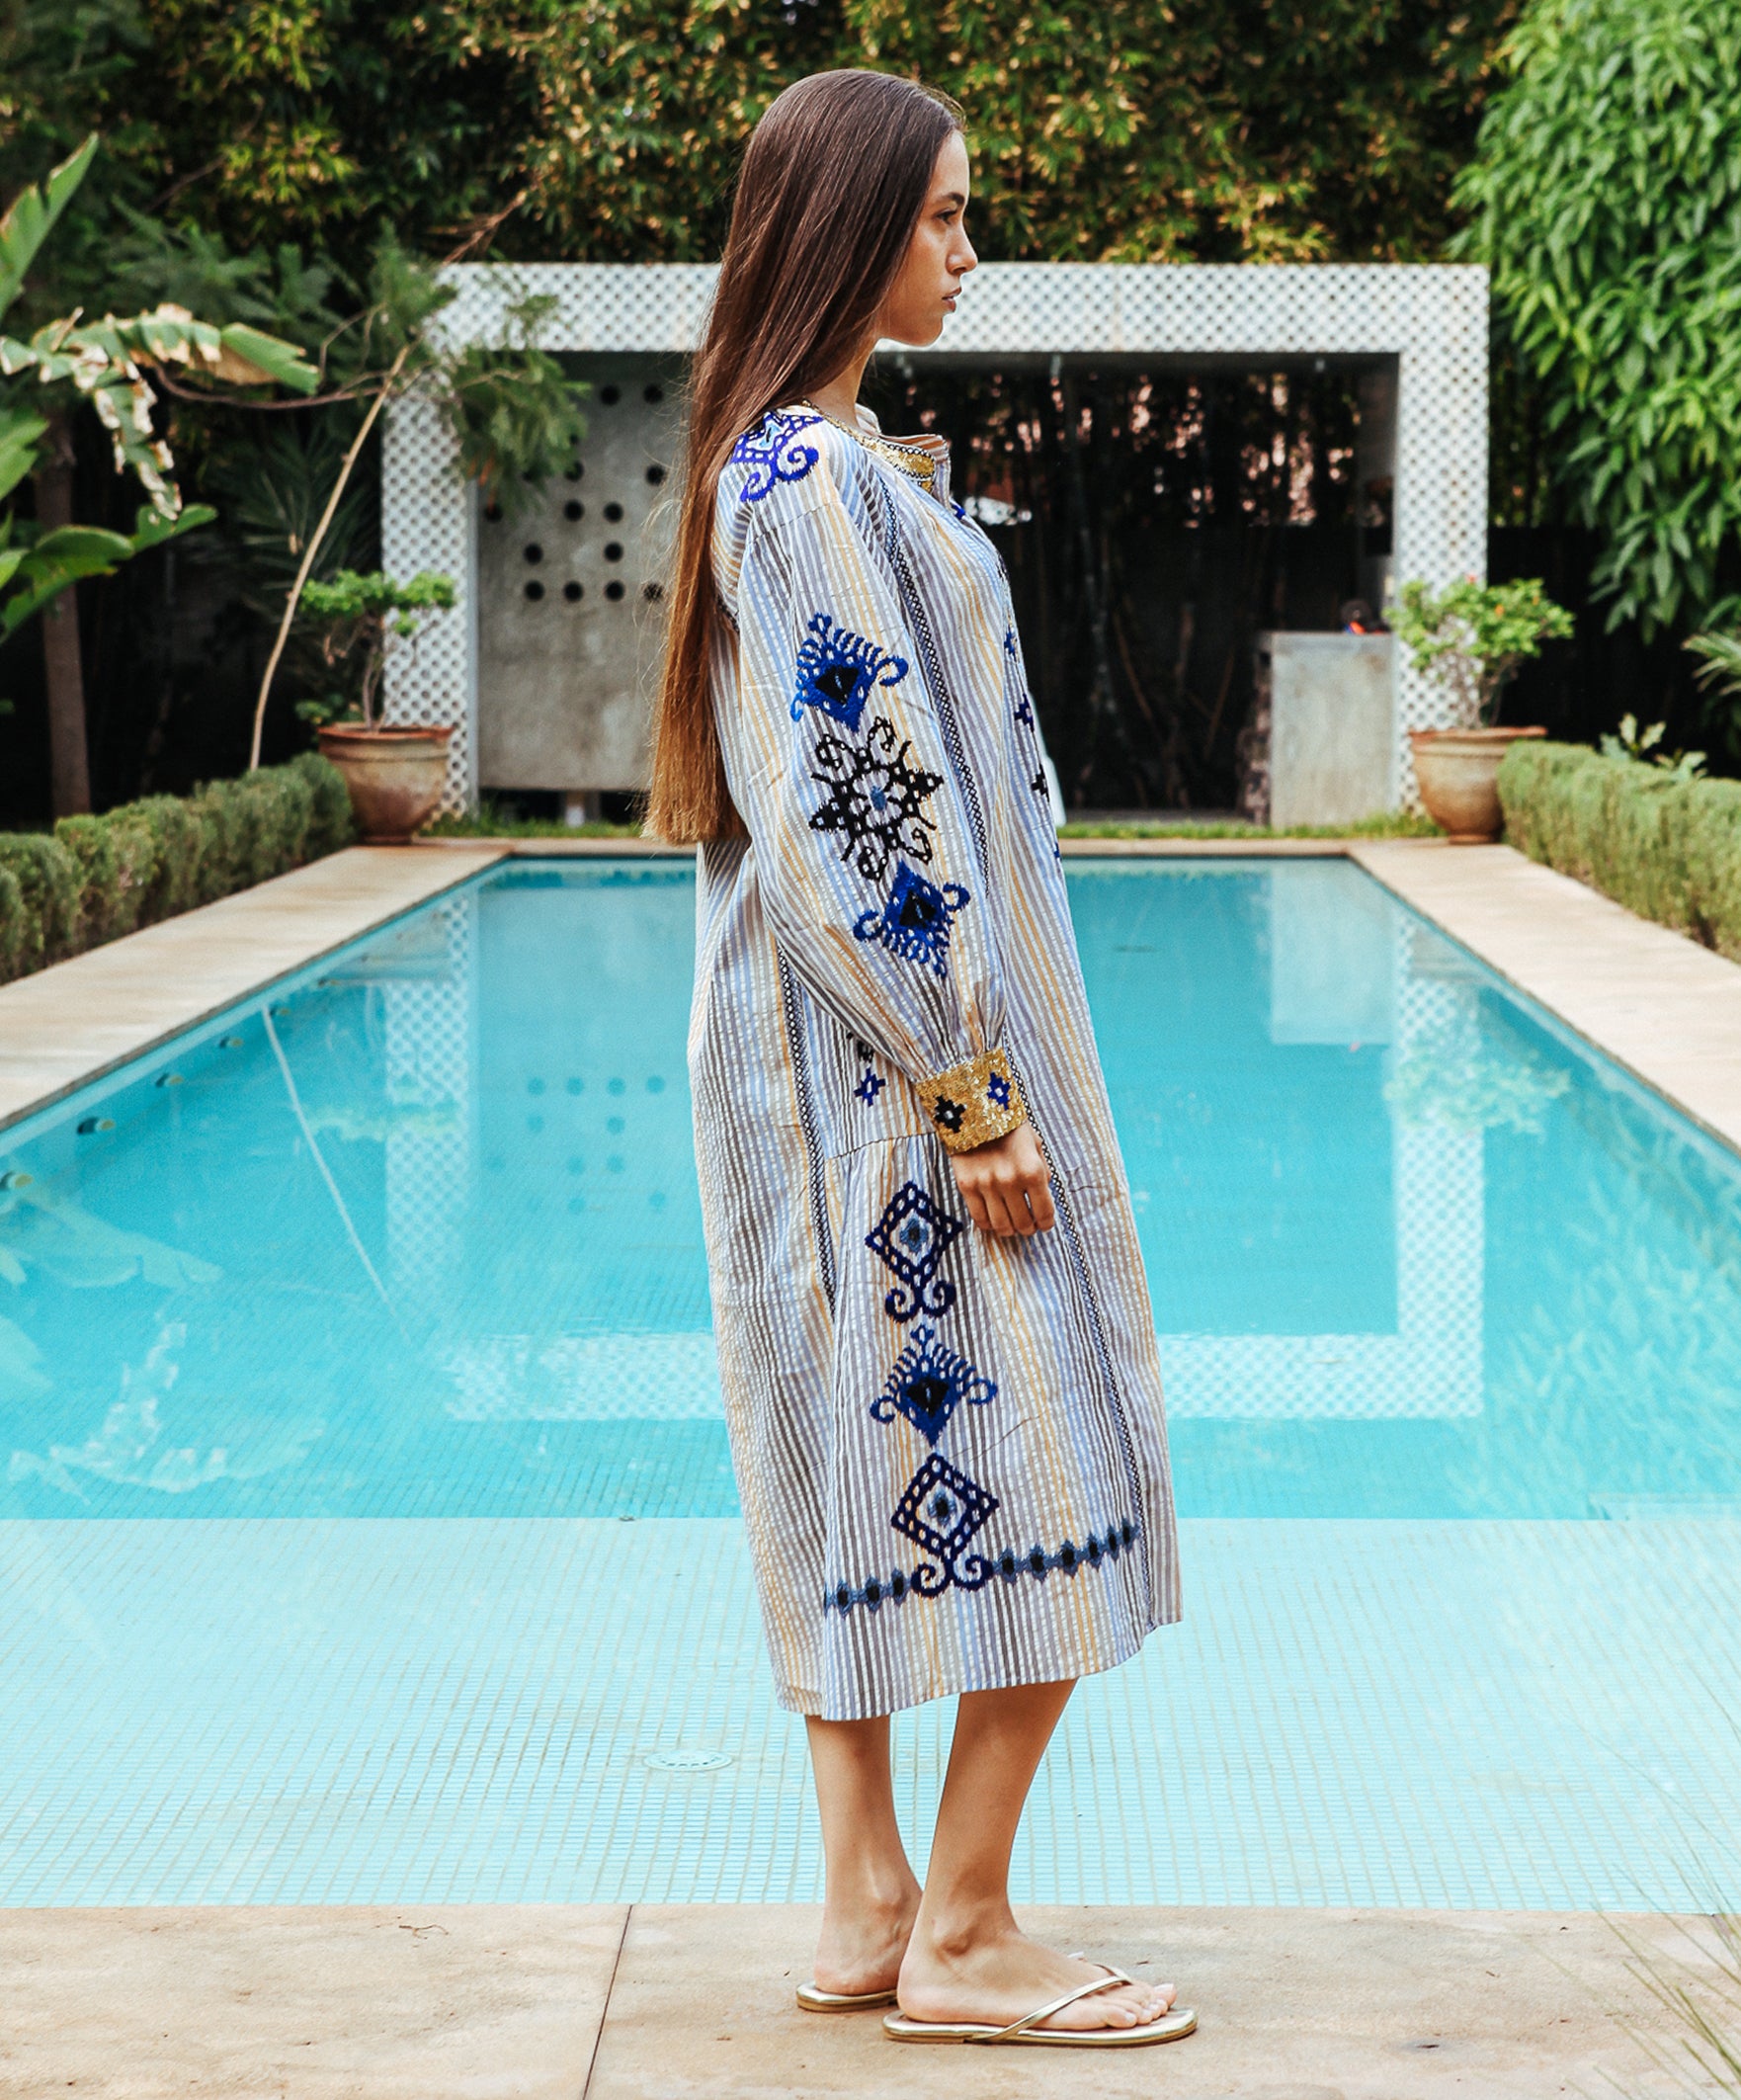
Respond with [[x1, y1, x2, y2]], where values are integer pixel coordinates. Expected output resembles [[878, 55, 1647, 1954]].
[[2, 1901, 1715, 2096], [3, 833, 1738, 2093]]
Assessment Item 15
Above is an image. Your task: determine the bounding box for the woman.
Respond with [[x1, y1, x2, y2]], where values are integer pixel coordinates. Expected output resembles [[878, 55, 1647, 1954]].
[[651, 68, 1190, 2049]]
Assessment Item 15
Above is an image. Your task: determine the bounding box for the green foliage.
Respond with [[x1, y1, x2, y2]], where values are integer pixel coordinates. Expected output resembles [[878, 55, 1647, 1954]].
[[443, 294, 588, 522], [0, 833, 81, 972], [0, 502, 215, 637], [1598, 712, 1705, 781], [0, 136, 317, 650], [0, 756, 354, 984], [1391, 575, 1573, 727], [0, 132, 98, 318], [1684, 630, 1741, 766], [1497, 737, 1741, 958], [5, 2, 1519, 273], [1, 143, 320, 514], [421, 803, 643, 840], [294, 569, 456, 730], [1454, 0, 1741, 637]]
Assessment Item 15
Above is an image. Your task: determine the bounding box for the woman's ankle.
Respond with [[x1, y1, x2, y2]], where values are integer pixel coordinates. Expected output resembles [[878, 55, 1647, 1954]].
[[909, 1891, 1016, 1965], [824, 1862, 920, 1924]]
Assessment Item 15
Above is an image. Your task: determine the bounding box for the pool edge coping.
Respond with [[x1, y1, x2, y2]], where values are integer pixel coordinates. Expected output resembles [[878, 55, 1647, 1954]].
[[3, 832, 1738, 1162], [0, 844, 509, 1137], [1346, 837, 1741, 1161]]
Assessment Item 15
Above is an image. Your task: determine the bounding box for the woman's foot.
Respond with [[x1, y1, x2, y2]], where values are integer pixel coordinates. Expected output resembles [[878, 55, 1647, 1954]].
[[812, 1882, 921, 1998], [897, 1916, 1177, 2033]]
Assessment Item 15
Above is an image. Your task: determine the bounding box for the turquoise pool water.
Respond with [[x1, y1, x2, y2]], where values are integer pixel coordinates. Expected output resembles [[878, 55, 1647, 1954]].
[[2, 857, 1739, 1907]]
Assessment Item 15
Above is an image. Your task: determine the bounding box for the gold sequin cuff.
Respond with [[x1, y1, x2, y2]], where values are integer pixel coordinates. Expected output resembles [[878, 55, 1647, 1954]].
[[916, 1048, 1026, 1155]]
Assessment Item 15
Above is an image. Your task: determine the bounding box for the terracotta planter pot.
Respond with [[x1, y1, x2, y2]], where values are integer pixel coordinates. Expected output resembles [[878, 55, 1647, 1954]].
[[1408, 725, 1546, 844], [317, 724, 455, 844]]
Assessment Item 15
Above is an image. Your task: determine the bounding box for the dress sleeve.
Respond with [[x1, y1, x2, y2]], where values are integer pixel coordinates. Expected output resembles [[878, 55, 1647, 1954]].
[[713, 432, 1025, 1156]]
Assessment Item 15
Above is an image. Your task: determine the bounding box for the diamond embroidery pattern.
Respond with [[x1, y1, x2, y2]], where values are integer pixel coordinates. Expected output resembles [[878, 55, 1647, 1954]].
[[870, 1324, 997, 1445], [891, 1454, 999, 1562], [853, 861, 970, 978], [864, 1182, 962, 1321], [791, 614, 908, 733]]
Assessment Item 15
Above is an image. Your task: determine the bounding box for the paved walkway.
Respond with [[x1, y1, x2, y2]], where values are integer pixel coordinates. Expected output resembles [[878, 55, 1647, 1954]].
[[0, 1902, 1710, 2097]]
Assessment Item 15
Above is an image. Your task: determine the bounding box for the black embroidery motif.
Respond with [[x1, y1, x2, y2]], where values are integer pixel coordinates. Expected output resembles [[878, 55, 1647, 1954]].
[[865, 1181, 963, 1322], [853, 861, 970, 978], [824, 1519, 1139, 1616], [808, 716, 942, 882], [870, 1323, 997, 1445], [891, 1454, 999, 1594], [791, 614, 908, 732], [730, 410, 821, 502]]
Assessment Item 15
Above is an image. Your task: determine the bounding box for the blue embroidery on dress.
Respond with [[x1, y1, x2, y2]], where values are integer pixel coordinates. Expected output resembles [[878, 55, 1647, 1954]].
[[985, 1070, 1012, 1111], [853, 1039, 884, 1107], [824, 1519, 1138, 1615], [730, 410, 821, 502], [791, 615, 908, 732], [995, 1520, 1138, 1585], [865, 1181, 962, 1321], [853, 861, 969, 977], [870, 1323, 997, 1445], [891, 1454, 999, 1595], [1013, 698, 1034, 726], [809, 715, 941, 881]]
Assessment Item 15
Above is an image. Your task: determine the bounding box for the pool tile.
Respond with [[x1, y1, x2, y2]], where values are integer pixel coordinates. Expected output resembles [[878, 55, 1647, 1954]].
[[2, 1518, 1736, 1910]]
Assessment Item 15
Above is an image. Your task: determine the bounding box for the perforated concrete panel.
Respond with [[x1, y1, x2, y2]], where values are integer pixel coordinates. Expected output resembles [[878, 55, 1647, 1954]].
[[476, 357, 683, 795], [383, 263, 1487, 811]]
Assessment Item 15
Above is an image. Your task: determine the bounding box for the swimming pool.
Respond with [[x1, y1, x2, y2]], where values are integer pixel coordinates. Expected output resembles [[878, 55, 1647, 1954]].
[[2, 857, 1738, 1905]]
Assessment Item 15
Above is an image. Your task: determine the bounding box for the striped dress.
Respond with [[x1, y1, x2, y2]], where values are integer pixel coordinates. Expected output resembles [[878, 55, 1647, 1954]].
[[690, 402, 1180, 1720]]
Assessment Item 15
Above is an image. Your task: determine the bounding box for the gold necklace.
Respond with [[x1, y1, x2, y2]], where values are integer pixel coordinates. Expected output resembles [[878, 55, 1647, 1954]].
[[799, 398, 939, 495]]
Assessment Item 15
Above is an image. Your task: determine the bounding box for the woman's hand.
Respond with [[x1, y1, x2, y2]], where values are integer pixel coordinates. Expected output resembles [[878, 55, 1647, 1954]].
[[949, 1124, 1055, 1239]]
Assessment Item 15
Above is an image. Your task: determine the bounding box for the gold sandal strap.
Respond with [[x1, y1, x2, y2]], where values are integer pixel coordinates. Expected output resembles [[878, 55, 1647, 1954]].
[[964, 1967, 1131, 2045]]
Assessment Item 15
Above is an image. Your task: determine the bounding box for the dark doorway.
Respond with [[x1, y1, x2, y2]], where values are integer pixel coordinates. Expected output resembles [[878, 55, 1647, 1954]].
[[862, 360, 1373, 813]]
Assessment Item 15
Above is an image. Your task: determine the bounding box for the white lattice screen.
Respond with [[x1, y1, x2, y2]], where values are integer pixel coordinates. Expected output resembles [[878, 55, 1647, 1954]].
[[381, 263, 1488, 811]]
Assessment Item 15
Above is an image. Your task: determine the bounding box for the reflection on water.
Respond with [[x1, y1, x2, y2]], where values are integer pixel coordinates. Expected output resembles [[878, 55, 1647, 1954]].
[[2, 858, 1739, 1521]]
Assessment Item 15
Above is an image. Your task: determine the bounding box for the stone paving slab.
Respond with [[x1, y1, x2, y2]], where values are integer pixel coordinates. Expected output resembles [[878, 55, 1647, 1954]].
[[0, 845, 504, 1134], [0, 1901, 1711, 2098], [0, 1904, 627, 2098], [1353, 839, 1741, 1156], [589, 1904, 1702, 2099]]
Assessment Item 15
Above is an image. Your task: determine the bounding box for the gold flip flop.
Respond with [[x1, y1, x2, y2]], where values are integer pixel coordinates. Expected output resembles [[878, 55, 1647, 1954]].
[[796, 1980, 899, 2012], [881, 1965, 1197, 2049]]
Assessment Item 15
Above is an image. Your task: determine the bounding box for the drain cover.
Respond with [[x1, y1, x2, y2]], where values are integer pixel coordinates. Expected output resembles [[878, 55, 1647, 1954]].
[[644, 1749, 733, 1772]]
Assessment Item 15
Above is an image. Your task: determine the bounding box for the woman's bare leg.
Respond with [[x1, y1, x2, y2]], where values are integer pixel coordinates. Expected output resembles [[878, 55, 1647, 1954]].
[[897, 1680, 1178, 2032], [804, 1715, 922, 1994]]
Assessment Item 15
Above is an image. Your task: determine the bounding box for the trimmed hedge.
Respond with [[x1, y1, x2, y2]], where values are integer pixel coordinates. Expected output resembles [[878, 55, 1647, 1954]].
[[0, 755, 354, 984], [1497, 739, 1741, 960]]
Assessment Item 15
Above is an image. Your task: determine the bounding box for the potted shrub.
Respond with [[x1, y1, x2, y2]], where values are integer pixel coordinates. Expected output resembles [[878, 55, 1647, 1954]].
[[295, 569, 456, 842], [1392, 577, 1573, 841]]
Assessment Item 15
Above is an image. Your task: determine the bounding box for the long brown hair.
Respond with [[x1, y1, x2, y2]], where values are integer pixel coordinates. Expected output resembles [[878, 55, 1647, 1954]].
[[645, 70, 963, 844]]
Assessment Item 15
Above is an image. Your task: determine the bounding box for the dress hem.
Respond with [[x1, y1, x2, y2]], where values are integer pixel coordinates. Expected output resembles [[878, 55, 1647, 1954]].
[[770, 1598, 1181, 1722]]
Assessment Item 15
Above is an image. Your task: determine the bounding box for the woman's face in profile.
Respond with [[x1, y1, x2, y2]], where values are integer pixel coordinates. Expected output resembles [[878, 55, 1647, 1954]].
[[877, 130, 977, 348]]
